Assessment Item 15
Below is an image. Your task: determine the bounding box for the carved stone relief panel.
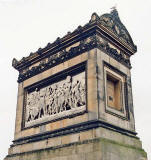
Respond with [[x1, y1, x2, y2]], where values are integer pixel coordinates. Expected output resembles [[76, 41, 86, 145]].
[[24, 71, 86, 128]]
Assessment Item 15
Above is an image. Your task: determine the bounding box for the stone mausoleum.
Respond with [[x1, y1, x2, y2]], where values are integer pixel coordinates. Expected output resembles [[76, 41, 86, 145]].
[[4, 9, 148, 160]]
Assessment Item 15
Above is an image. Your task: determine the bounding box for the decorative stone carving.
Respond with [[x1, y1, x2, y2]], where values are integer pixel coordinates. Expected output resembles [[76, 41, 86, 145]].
[[17, 35, 131, 83], [24, 71, 86, 127], [99, 9, 136, 49], [12, 58, 19, 69]]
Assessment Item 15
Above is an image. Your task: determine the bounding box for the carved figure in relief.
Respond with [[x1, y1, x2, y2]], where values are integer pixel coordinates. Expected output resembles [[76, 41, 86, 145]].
[[25, 73, 86, 123], [57, 86, 64, 112], [64, 76, 72, 110], [31, 91, 39, 120], [39, 88, 46, 117], [81, 85, 86, 105]]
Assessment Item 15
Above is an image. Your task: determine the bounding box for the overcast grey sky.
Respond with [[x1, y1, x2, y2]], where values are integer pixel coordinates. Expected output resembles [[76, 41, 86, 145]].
[[0, 0, 151, 159]]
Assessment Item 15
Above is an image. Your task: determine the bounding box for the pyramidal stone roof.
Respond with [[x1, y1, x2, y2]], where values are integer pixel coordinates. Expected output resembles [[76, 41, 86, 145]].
[[12, 9, 137, 82], [100, 10, 136, 49]]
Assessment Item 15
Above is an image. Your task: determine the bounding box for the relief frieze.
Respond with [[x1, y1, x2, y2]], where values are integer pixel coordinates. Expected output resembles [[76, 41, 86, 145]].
[[24, 71, 86, 127]]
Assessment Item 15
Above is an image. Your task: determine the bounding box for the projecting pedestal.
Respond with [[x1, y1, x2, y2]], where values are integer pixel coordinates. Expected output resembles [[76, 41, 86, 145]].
[[4, 9, 147, 160]]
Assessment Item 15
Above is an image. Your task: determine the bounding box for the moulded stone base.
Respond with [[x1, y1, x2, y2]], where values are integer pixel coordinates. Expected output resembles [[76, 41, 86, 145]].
[[4, 132, 147, 160]]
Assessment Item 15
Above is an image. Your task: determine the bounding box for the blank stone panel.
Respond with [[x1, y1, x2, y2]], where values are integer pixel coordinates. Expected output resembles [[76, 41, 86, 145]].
[[104, 65, 127, 118], [106, 73, 122, 111]]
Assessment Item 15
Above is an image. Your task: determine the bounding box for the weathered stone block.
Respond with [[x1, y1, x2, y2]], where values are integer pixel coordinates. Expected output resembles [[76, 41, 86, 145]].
[[80, 130, 94, 141]]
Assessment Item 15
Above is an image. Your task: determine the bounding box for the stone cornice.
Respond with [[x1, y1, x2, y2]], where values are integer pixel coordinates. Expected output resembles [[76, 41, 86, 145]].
[[16, 34, 131, 83], [12, 120, 137, 147]]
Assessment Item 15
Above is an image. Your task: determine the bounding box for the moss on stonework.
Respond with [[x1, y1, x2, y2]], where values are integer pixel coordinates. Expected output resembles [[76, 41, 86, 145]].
[[5, 137, 147, 160], [98, 137, 147, 158]]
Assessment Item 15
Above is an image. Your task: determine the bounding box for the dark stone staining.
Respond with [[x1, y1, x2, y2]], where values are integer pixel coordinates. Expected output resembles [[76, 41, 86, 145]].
[[17, 35, 131, 83]]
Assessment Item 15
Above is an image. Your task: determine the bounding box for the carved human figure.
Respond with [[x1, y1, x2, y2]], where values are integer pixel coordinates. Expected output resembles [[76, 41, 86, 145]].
[[79, 83, 86, 106], [46, 86, 52, 115], [26, 94, 33, 122], [57, 86, 64, 112], [72, 81, 77, 108], [38, 88, 46, 118], [73, 80, 81, 107], [32, 90, 40, 120], [63, 76, 72, 110], [51, 84, 58, 114], [45, 87, 51, 115]]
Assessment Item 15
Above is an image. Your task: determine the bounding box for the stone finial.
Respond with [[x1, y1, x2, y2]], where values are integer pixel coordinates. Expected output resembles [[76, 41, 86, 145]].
[[90, 12, 100, 22], [12, 58, 19, 68], [110, 5, 119, 18]]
